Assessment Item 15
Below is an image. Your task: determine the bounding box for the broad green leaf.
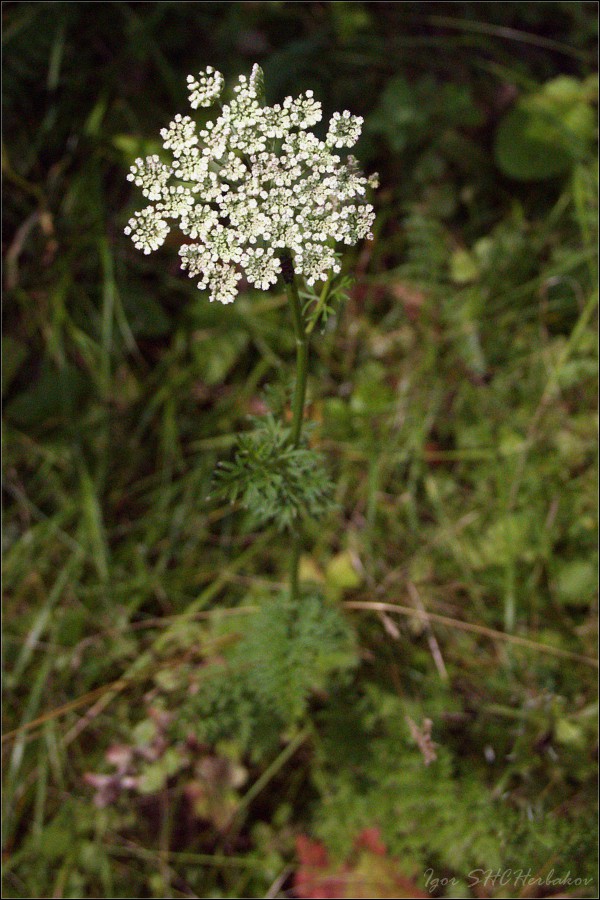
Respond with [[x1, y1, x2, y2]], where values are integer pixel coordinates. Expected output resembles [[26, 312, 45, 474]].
[[495, 76, 596, 180]]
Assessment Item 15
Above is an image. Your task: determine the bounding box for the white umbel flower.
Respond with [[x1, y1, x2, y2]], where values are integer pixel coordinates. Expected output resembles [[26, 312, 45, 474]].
[[125, 65, 377, 303], [179, 243, 212, 277], [156, 185, 195, 219], [284, 91, 322, 129], [241, 246, 282, 290], [187, 66, 225, 109], [326, 111, 363, 149], [124, 207, 170, 254], [295, 242, 341, 286], [127, 156, 172, 202], [202, 263, 242, 305], [160, 114, 198, 157], [180, 202, 219, 240]]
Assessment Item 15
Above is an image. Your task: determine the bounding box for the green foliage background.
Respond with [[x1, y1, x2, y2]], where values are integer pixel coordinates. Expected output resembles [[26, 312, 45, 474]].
[[2, 2, 598, 898]]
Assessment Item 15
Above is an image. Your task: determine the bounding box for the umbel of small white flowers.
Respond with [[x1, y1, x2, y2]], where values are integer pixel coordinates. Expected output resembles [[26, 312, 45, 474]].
[[125, 64, 378, 305]]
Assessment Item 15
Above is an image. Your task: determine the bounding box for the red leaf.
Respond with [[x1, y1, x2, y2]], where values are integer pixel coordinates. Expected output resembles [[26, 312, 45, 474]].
[[296, 835, 329, 870], [354, 827, 387, 856]]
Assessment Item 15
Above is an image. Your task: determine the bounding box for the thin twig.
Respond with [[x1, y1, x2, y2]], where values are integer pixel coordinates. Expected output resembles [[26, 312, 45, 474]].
[[345, 600, 598, 668], [264, 866, 293, 899], [406, 581, 448, 681]]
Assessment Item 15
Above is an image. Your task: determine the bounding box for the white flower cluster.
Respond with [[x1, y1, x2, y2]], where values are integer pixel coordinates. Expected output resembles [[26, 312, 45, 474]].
[[186, 66, 225, 109], [125, 64, 376, 304], [326, 111, 363, 149]]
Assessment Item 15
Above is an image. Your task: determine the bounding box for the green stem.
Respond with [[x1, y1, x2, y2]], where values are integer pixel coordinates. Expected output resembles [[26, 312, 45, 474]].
[[284, 272, 309, 448], [281, 255, 309, 601], [305, 275, 331, 336]]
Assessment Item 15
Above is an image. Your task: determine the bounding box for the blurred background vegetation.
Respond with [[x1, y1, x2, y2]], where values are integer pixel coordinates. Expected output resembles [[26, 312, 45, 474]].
[[2, 2, 598, 898]]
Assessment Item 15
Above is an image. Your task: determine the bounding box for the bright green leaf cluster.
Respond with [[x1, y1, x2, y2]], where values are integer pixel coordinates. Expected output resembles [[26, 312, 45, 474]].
[[185, 594, 357, 756], [214, 415, 335, 530]]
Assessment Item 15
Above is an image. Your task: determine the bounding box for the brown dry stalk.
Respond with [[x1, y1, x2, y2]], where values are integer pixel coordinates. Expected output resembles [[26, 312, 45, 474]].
[[345, 599, 598, 668]]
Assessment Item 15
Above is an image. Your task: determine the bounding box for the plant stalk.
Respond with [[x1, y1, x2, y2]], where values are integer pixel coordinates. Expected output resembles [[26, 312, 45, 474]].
[[283, 271, 309, 448], [281, 254, 309, 601]]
